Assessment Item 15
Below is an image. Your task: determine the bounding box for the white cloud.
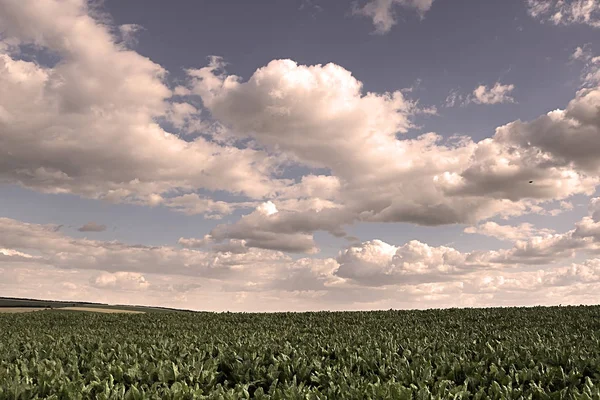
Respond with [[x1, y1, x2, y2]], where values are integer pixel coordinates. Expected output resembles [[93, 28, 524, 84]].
[[0, 216, 286, 278], [0, 0, 286, 211], [164, 194, 241, 218], [208, 204, 326, 254], [185, 56, 600, 248], [487, 231, 591, 265], [527, 0, 600, 28], [446, 83, 516, 107], [464, 221, 555, 241], [163, 102, 204, 134], [179, 235, 249, 254], [573, 217, 600, 241], [212, 239, 250, 254], [4, 210, 600, 310], [335, 198, 600, 286], [91, 271, 150, 291], [558, 200, 574, 212], [490, 88, 600, 174], [188, 58, 422, 174], [178, 235, 214, 249], [334, 239, 495, 287], [471, 83, 516, 105], [264, 257, 344, 292], [2, 0, 598, 236], [542, 258, 600, 286], [352, 0, 436, 34], [0, 247, 40, 262]]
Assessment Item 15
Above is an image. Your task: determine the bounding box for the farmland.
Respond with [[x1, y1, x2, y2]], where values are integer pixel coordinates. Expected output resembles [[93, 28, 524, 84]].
[[0, 308, 46, 314], [0, 297, 181, 314], [1, 306, 600, 399]]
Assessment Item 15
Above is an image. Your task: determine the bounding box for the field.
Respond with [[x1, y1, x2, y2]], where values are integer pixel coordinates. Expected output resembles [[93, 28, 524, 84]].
[[57, 307, 144, 314], [1, 306, 600, 399], [0, 308, 45, 313], [0, 297, 180, 313], [0, 307, 143, 314]]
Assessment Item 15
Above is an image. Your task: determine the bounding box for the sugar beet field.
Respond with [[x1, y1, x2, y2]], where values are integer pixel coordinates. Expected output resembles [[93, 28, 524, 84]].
[[2, 306, 600, 399]]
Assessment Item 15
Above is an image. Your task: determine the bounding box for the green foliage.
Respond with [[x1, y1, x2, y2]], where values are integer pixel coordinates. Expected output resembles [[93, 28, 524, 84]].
[[1, 306, 600, 399]]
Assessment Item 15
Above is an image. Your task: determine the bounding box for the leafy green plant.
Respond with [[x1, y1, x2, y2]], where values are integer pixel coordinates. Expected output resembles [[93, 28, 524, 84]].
[[1, 306, 600, 398]]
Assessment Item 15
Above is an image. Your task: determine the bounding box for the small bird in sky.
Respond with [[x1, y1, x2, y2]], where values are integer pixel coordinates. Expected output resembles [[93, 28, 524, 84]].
[[529, 180, 533, 184]]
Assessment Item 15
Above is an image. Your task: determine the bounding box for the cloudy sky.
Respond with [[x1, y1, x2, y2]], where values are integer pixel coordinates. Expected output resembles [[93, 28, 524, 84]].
[[1, 0, 600, 311]]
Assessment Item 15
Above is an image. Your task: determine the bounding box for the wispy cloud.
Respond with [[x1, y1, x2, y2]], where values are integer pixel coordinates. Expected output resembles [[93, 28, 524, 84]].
[[471, 82, 516, 105], [352, 0, 435, 34]]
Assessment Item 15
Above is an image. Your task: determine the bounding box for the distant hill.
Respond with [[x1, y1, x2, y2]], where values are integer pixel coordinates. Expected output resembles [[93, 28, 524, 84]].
[[0, 296, 192, 313]]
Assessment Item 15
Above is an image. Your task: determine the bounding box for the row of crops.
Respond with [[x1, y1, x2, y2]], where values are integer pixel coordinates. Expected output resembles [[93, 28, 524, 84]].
[[1, 306, 600, 399]]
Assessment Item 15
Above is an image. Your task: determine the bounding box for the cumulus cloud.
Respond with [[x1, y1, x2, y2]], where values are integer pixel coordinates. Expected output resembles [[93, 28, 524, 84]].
[[0, 216, 346, 305], [212, 240, 250, 254], [91, 271, 150, 291], [184, 56, 600, 248], [352, 0, 436, 34], [78, 222, 107, 232], [4, 0, 600, 311], [2, 0, 598, 242], [487, 231, 591, 265], [0, 216, 295, 281], [334, 239, 500, 287], [527, 0, 600, 28], [163, 102, 204, 134], [435, 92, 600, 203], [206, 201, 354, 253], [265, 257, 344, 292], [464, 258, 600, 299], [491, 88, 600, 174], [335, 199, 600, 286], [542, 258, 600, 286], [478, 201, 600, 266], [573, 201, 600, 240], [464, 221, 555, 241], [4, 209, 600, 310], [188, 58, 422, 173], [0, 0, 285, 211]]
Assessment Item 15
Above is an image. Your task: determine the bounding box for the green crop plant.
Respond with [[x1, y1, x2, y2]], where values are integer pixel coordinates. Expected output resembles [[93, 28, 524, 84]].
[[1, 306, 600, 399]]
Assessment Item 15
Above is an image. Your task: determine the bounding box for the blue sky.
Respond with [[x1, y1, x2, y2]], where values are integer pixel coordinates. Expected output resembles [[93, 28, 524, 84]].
[[1, 0, 600, 311]]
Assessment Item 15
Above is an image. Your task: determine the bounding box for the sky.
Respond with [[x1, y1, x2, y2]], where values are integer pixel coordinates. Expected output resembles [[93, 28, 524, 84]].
[[1, 0, 600, 311]]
